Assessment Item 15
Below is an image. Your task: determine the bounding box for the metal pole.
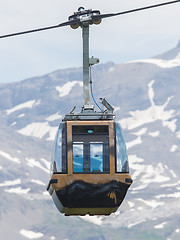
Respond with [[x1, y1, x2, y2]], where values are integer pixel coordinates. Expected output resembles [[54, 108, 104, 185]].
[[82, 25, 92, 109]]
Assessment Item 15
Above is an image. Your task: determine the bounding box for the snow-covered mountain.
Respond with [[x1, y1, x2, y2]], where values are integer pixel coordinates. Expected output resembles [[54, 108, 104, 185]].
[[0, 41, 180, 240]]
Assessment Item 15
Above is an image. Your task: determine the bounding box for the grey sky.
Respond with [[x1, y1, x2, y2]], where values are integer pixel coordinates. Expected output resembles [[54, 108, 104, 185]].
[[0, 0, 180, 83]]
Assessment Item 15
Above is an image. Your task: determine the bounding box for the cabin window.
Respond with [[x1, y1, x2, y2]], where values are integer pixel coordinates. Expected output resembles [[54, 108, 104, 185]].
[[72, 125, 109, 173], [52, 123, 67, 173], [73, 143, 83, 172], [115, 123, 129, 173], [90, 143, 103, 172]]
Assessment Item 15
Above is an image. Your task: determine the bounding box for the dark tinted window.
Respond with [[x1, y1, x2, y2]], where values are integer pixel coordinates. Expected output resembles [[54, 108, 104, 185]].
[[72, 125, 108, 135]]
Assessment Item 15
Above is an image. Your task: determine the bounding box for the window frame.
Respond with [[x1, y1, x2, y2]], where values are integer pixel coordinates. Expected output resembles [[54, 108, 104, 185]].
[[72, 125, 110, 174]]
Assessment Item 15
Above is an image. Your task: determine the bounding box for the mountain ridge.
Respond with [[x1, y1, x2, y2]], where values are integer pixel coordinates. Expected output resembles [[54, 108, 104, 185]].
[[0, 42, 180, 240], [154, 40, 180, 60]]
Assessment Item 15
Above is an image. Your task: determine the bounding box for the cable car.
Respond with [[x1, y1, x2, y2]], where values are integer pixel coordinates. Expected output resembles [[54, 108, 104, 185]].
[[1, 1, 179, 217], [47, 118, 132, 216], [47, 7, 132, 215]]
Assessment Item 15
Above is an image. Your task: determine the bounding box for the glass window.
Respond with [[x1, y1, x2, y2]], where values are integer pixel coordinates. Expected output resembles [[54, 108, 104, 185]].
[[90, 143, 103, 172], [73, 143, 83, 172], [115, 123, 129, 173], [52, 123, 67, 173], [72, 125, 109, 173]]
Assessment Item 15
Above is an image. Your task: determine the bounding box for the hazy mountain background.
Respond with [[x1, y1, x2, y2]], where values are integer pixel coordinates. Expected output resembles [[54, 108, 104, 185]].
[[0, 41, 180, 240]]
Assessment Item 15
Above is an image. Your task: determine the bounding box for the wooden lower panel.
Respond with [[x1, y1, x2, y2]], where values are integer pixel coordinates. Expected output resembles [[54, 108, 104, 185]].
[[51, 173, 132, 191]]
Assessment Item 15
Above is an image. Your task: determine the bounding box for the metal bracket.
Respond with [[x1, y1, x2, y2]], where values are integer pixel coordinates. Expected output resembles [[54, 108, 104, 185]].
[[100, 98, 114, 113], [89, 56, 99, 66]]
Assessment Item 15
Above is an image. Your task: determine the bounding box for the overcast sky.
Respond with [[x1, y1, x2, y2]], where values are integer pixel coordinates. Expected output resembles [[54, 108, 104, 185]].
[[0, 0, 180, 83]]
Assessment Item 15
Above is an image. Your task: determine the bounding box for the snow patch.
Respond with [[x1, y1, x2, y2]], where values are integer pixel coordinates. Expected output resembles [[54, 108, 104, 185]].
[[50, 237, 56, 240], [18, 122, 57, 141], [154, 222, 167, 229], [26, 158, 49, 173], [30, 179, 46, 186], [0, 179, 21, 187], [170, 144, 178, 152], [148, 80, 155, 105], [170, 169, 177, 178], [0, 150, 21, 164], [129, 155, 170, 188], [80, 215, 102, 226], [163, 118, 177, 132], [131, 184, 148, 191], [137, 207, 143, 210], [56, 81, 83, 97], [42, 191, 49, 196], [119, 80, 176, 132], [5, 187, 30, 194], [137, 198, 165, 208], [46, 112, 62, 121], [161, 181, 180, 188], [149, 131, 160, 137], [126, 136, 142, 149], [176, 131, 180, 138], [140, 162, 169, 184], [18, 113, 25, 118], [20, 229, 44, 239], [128, 201, 135, 208], [128, 220, 146, 228], [129, 155, 144, 163], [132, 128, 147, 136], [156, 192, 180, 199], [18, 122, 51, 139], [6, 99, 40, 115], [131, 52, 180, 68], [40, 158, 50, 170], [46, 126, 58, 141]]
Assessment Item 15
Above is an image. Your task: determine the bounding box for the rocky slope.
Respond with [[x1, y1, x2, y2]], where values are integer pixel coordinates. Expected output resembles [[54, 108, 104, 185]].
[[0, 42, 180, 240]]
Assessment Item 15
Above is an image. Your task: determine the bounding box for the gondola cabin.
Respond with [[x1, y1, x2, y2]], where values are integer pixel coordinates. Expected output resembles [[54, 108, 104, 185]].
[[0, 2, 178, 217], [47, 118, 132, 215], [46, 7, 133, 216]]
